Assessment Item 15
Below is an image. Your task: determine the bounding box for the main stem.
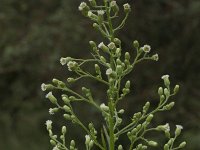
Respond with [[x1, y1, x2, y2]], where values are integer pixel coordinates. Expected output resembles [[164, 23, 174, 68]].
[[104, 1, 115, 150]]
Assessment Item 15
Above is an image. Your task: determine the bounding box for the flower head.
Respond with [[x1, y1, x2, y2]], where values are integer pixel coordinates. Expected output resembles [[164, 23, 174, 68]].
[[49, 108, 55, 115], [106, 68, 113, 75], [67, 61, 78, 71], [79, 2, 87, 11], [142, 44, 151, 53], [161, 75, 169, 80], [41, 83, 47, 91], [45, 120, 52, 130], [53, 146, 59, 150]]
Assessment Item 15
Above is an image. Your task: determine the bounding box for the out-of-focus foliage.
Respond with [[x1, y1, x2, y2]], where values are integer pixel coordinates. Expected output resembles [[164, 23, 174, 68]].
[[0, 0, 199, 149]]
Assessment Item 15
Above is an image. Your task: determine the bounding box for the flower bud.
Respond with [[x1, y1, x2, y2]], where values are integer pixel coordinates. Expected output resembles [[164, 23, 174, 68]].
[[123, 3, 131, 13], [62, 126, 67, 134], [63, 105, 71, 112], [89, 140, 94, 148], [133, 40, 139, 48], [164, 88, 170, 97], [164, 144, 169, 150], [63, 114, 71, 120], [100, 56, 106, 63], [118, 109, 125, 114], [116, 65, 123, 75], [179, 141, 186, 148], [143, 101, 150, 113], [163, 102, 175, 110], [62, 96, 70, 104], [125, 80, 131, 89], [118, 145, 123, 150], [93, 23, 99, 30], [67, 77, 76, 83], [88, 0, 96, 6], [146, 114, 154, 123], [174, 85, 180, 94], [114, 38, 121, 46], [89, 41, 96, 48], [106, 68, 113, 76], [50, 140, 56, 146], [158, 87, 163, 95], [125, 52, 130, 60], [70, 140, 75, 147], [148, 141, 158, 147], [116, 48, 121, 57], [160, 95, 165, 103]]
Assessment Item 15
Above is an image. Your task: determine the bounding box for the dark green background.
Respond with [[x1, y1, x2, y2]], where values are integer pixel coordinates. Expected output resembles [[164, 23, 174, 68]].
[[0, 0, 199, 149]]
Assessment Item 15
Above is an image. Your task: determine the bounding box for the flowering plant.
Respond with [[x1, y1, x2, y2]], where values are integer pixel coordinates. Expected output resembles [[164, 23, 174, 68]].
[[42, 0, 186, 149]]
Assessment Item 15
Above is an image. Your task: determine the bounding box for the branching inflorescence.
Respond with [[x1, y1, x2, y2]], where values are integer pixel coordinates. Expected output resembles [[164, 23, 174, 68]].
[[41, 0, 186, 150]]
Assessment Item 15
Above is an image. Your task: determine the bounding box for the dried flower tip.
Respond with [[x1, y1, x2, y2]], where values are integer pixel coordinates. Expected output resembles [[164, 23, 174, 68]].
[[123, 3, 131, 13], [141, 44, 151, 53], [45, 120, 52, 130]]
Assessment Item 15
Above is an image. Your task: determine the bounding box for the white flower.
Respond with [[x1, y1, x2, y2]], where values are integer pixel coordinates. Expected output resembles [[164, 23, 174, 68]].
[[164, 123, 170, 131], [142, 44, 151, 53], [87, 11, 93, 17], [98, 42, 105, 49], [46, 92, 53, 99], [79, 2, 87, 11], [152, 53, 159, 61], [100, 103, 109, 111], [110, 1, 117, 7], [176, 125, 183, 130], [53, 146, 59, 150], [85, 135, 91, 145], [123, 3, 131, 9], [106, 68, 113, 75], [108, 42, 116, 50], [60, 57, 67, 65], [41, 83, 46, 91], [45, 120, 52, 130], [49, 108, 55, 115], [67, 61, 78, 71], [97, 10, 105, 16], [161, 75, 169, 80]]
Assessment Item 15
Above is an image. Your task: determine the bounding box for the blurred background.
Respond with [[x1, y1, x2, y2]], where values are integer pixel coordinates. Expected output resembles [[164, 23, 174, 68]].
[[0, 0, 200, 149]]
